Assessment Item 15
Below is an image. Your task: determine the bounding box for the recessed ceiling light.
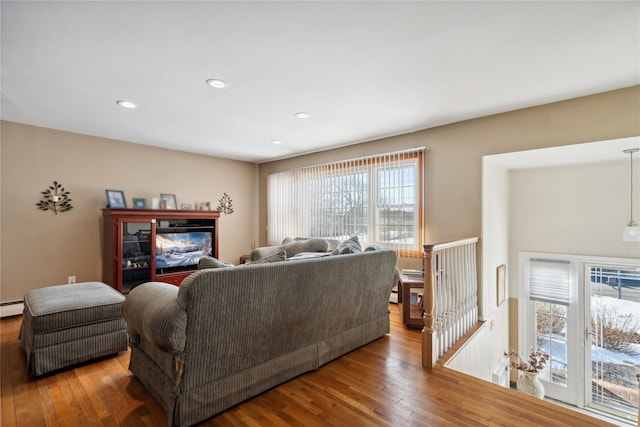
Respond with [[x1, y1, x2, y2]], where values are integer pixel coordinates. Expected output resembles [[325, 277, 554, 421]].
[[295, 112, 310, 119], [271, 140, 283, 145], [206, 79, 227, 89], [116, 100, 137, 109]]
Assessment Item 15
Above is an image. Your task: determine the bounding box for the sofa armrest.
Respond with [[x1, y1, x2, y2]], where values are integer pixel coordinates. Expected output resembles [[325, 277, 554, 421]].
[[123, 281, 187, 354]]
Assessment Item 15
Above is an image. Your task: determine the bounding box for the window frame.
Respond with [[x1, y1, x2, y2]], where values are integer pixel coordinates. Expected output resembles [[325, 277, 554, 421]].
[[267, 149, 424, 257], [372, 157, 422, 253]]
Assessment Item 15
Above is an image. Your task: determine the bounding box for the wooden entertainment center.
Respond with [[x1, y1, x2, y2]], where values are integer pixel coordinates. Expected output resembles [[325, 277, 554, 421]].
[[102, 209, 220, 293]]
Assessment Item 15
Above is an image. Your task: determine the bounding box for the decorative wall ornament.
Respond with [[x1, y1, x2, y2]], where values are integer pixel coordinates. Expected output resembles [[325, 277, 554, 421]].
[[36, 181, 73, 214], [217, 193, 234, 215]]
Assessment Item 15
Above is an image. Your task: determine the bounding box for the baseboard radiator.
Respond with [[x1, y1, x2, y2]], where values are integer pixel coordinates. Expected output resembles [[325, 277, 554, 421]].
[[1, 300, 24, 318], [492, 356, 510, 388]]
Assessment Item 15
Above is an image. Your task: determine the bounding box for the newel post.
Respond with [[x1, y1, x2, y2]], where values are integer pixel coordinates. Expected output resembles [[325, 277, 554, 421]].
[[422, 244, 437, 368]]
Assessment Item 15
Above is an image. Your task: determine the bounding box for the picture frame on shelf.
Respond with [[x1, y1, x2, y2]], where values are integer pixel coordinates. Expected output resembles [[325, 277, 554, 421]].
[[181, 203, 193, 210], [496, 264, 506, 306], [105, 189, 126, 208], [133, 198, 147, 209], [160, 193, 177, 210]]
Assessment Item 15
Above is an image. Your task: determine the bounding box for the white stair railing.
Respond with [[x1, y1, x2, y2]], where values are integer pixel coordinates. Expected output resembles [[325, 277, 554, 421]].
[[422, 237, 479, 368]]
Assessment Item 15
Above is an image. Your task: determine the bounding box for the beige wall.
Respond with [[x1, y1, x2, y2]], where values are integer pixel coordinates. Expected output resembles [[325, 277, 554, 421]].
[[2, 86, 638, 304], [510, 159, 640, 270], [258, 86, 640, 255], [0, 121, 258, 302]]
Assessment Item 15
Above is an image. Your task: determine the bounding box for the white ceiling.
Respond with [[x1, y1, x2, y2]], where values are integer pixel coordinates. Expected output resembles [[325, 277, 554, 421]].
[[1, 1, 639, 163]]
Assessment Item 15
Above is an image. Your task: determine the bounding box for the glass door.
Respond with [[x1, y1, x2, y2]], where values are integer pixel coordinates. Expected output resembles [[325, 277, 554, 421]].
[[118, 219, 155, 294], [521, 253, 639, 423], [519, 254, 582, 406], [587, 264, 640, 420]]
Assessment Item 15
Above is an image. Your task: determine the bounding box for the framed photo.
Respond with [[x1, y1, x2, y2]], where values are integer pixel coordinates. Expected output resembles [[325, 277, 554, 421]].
[[105, 189, 126, 208], [133, 198, 147, 209], [496, 264, 506, 306], [160, 193, 177, 210], [180, 203, 192, 210]]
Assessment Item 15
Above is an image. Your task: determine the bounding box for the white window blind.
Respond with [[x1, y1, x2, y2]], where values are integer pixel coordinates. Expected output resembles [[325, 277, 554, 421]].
[[529, 259, 571, 305], [267, 149, 424, 257]]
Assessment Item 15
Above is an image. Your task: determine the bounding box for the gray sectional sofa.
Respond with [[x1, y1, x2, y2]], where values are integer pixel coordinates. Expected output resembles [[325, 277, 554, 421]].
[[123, 246, 398, 426]]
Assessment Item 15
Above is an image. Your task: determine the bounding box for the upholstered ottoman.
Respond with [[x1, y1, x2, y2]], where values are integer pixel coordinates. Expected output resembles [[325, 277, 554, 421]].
[[19, 281, 128, 376]]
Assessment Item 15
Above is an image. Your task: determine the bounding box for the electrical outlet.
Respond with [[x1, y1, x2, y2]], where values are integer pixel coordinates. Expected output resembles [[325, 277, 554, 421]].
[[68, 276, 76, 284]]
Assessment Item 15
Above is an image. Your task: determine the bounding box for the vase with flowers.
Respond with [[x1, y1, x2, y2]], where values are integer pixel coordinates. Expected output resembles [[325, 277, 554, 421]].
[[509, 347, 549, 399]]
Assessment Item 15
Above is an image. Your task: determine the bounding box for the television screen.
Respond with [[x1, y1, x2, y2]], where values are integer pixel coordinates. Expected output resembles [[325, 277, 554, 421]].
[[156, 231, 212, 269]]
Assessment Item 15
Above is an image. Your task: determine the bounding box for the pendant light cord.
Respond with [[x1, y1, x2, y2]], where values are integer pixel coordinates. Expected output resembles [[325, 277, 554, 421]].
[[627, 149, 638, 226]]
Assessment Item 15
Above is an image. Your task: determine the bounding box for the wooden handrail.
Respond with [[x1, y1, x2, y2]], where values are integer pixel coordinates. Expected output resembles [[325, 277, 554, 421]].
[[425, 237, 479, 252], [422, 237, 479, 368]]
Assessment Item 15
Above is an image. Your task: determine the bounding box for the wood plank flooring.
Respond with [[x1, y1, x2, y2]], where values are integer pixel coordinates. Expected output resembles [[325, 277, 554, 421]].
[[1, 305, 615, 427]]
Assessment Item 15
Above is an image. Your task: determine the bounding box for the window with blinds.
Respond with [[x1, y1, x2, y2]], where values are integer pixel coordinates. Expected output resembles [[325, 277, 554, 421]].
[[267, 149, 424, 257], [529, 258, 571, 305]]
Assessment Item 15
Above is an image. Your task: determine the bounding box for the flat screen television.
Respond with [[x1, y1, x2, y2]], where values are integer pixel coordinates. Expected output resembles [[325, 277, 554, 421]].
[[155, 231, 212, 273]]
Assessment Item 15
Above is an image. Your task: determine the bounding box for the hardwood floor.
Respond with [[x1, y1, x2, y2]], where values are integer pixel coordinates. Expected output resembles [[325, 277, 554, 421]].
[[1, 305, 615, 427]]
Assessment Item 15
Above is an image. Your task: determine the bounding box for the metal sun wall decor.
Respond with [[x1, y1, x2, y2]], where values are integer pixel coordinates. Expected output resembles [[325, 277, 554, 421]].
[[36, 181, 73, 214], [217, 192, 234, 215]]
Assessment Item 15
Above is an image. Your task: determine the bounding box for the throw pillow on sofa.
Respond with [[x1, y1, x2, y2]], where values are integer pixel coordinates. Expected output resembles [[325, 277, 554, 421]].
[[249, 245, 282, 262], [280, 238, 330, 257], [198, 256, 235, 269], [244, 248, 287, 265], [331, 235, 362, 255]]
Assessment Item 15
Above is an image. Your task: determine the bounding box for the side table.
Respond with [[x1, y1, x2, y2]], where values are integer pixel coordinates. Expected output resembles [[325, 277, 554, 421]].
[[399, 272, 424, 328]]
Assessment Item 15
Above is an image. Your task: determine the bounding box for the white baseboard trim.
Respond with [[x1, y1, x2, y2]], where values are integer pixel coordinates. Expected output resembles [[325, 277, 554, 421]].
[[0, 301, 24, 318]]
